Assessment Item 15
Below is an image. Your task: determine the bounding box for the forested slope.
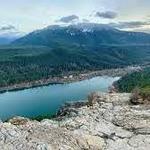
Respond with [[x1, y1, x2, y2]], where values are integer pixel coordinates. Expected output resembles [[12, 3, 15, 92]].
[[0, 44, 150, 87]]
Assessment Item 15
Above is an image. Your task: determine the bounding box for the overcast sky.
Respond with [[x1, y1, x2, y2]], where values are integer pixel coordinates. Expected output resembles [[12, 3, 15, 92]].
[[0, 0, 150, 33]]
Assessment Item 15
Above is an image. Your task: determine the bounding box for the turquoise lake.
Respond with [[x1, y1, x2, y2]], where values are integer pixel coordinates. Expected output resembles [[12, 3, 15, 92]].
[[0, 76, 120, 121]]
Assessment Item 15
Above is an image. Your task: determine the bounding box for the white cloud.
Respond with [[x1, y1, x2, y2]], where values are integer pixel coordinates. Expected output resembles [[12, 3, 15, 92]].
[[0, 0, 149, 33]]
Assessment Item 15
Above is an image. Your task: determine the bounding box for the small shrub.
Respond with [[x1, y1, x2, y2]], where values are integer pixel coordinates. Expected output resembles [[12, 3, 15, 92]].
[[130, 87, 142, 104], [8, 117, 29, 125], [88, 92, 98, 107], [140, 87, 150, 101]]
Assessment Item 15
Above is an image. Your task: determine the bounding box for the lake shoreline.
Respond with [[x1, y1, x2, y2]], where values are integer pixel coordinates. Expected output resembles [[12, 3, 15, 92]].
[[2, 93, 150, 149], [0, 66, 141, 94], [0, 76, 120, 121]]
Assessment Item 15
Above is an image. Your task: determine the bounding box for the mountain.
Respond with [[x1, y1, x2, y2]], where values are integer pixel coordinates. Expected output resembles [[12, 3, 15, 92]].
[[0, 37, 13, 45], [0, 36, 20, 45], [0, 23, 149, 88], [0, 27, 23, 45], [13, 23, 150, 47]]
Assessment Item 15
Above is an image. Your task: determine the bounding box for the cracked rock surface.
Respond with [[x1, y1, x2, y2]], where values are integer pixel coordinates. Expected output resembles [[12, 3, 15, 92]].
[[0, 93, 150, 150]]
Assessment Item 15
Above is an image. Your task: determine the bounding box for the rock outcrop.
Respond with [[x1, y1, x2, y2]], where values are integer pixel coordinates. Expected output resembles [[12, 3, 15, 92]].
[[0, 93, 150, 150]]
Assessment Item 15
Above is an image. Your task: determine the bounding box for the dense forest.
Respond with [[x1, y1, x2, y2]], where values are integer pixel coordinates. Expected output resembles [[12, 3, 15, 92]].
[[0, 44, 150, 87], [115, 67, 150, 99]]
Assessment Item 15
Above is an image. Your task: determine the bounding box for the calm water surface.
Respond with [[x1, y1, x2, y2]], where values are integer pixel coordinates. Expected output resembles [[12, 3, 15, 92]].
[[0, 76, 120, 120]]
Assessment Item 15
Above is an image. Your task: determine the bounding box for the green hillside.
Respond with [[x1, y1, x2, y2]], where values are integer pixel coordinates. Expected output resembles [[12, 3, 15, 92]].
[[0, 44, 150, 87], [116, 67, 150, 92]]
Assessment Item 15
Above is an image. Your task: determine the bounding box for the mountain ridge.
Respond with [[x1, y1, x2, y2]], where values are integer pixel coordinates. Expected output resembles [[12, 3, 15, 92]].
[[12, 23, 150, 48]]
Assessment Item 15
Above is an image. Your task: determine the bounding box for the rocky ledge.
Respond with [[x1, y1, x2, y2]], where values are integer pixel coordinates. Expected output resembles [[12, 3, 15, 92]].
[[1, 93, 150, 150]]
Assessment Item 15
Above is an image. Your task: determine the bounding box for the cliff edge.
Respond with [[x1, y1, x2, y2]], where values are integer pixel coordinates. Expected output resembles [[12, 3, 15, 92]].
[[0, 93, 150, 150]]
